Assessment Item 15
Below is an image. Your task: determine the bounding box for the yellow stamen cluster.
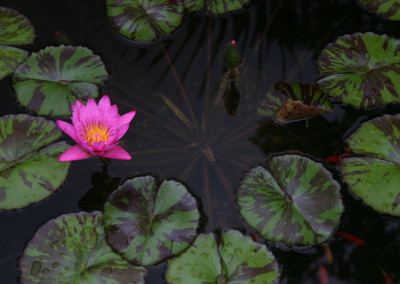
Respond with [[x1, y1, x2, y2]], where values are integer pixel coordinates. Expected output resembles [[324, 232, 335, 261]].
[[83, 122, 110, 145]]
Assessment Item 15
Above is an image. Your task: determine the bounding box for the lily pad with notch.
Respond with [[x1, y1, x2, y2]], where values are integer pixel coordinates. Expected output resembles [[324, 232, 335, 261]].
[[165, 229, 280, 284], [237, 154, 344, 245], [317, 32, 400, 109], [257, 82, 333, 123], [0, 114, 70, 210], [12, 45, 108, 116], [19, 211, 147, 284], [358, 0, 400, 21], [106, 0, 184, 42], [103, 175, 200, 266], [341, 114, 400, 216], [0, 7, 35, 79]]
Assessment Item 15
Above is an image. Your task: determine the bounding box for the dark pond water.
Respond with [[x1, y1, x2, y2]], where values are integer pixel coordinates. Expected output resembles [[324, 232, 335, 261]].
[[1, 0, 400, 283]]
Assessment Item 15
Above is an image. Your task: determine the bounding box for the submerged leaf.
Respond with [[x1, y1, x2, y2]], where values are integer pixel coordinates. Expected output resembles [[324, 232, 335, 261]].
[[258, 82, 332, 122], [19, 211, 147, 284], [0, 114, 70, 210], [165, 230, 280, 283], [12, 45, 108, 116], [358, 0, 400, 20], [317, 32, 400, 108], [106, 0, 184, 42], [103, 175, 200, 266], [238, 154, 344, 245], [341, 114, 400, 216]]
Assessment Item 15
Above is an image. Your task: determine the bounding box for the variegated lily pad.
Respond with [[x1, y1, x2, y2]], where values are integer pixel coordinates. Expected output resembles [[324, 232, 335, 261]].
[[106, 0, 184, 42], [165, 230, 280, 284], [12, 45, 108, 116], [20, 211, 147, 284], [0, 114, 70, 210], [238, 154, 344, 245], [358, 0, 400, 20], [184, 0, 250, 14], [257, 82, 333, 122], [341, 114, 400, 216], [317, 32, 400, 109], [0, 45, 28, 80], [0, 7, 35, 79], [103, 175, 200, 266]]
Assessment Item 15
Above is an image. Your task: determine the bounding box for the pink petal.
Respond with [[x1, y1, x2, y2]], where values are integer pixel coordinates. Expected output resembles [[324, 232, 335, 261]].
[[114, 123, 130, 141], [98, 95, 111, 110], [102, 145, 132, 160], [56, 120, 78, 143], [91, 141, 107, 152], [58, 145, 92, 161], [119, 111, 136, 125]]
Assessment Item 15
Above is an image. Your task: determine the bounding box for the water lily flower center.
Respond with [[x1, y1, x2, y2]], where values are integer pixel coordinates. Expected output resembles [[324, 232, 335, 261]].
[[84, 122, 109, 145]]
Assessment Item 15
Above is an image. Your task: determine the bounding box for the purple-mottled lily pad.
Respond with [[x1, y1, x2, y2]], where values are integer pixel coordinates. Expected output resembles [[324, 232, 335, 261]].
[[0, 7, 35, 79], [0, 114, 70, 210], [238, 154, 344, 245], [106, 0, 184, 42], [341, 114, 400, 216], [317, 32, 400, 109], [19, 211, 147, 284], [12, 45, 108, 116], [103, 175, 200, 266], [358, 0, 400, 20], [207, 0, 250, 14], [165, 230, 280, 283], [0, 45, 28, 80], [0, 7, 35, 45], [183, 0, 250, 14], [257, 82, 333, 123]]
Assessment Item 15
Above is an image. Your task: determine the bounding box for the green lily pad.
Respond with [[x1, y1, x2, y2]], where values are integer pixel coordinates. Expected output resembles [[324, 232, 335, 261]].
[[0, 45, 28, 80], [237, 154, 344, 245], [20, 211, 148, 284], [317, 32, 400, 109], [0, 7, 35, 79], [106, 0, 184, 42], [12, 45, 108, 116], [341, 114, 400, 216], [257, 82, 333, 122], [358, 0, 400, 20], [183, 0, 204, 12], [0, 114, 70, 210], [103, 175, 200, 266], [0, 7, 35, 45], [165, 230, 280, 284], [183, 0, 250, 14]]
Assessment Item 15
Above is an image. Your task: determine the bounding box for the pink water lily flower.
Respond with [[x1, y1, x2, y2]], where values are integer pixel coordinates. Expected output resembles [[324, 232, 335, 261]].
[[56, 95, 135, 161]]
